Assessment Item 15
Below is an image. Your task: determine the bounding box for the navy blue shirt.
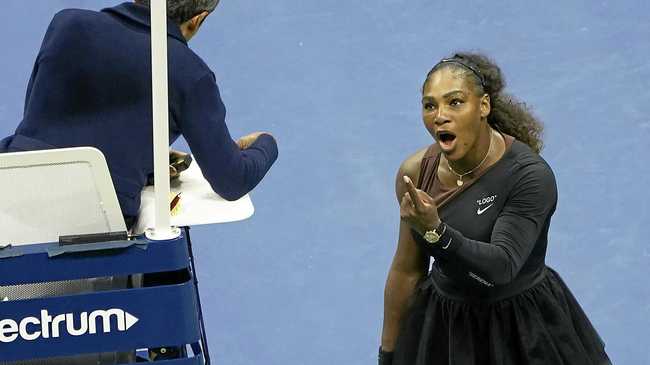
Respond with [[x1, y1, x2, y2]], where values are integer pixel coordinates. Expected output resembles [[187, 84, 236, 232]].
[[0, 3, 278, 217]]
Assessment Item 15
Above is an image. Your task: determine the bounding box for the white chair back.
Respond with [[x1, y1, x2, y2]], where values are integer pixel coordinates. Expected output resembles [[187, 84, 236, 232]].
[[0, 147, 126, 246]]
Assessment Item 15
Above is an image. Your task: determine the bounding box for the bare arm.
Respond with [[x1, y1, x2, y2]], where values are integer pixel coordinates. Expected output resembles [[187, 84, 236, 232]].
[[380, 148, 430, 351]]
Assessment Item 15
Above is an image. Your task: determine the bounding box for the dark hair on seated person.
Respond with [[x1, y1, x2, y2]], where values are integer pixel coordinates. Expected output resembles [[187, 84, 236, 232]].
[[425, 52, 544, 153], [135, 0, 219, 25]]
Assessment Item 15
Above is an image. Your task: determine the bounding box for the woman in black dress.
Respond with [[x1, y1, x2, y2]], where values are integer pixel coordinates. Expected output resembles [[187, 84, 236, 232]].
[[379, 52, 611, 365]]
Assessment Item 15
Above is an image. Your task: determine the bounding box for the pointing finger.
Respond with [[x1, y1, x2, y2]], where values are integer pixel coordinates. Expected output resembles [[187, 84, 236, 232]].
[[403, 176, 424, 211]]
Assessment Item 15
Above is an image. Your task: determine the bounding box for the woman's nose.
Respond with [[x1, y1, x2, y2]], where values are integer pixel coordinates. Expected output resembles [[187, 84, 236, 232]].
[[433, 108, 450, 125]]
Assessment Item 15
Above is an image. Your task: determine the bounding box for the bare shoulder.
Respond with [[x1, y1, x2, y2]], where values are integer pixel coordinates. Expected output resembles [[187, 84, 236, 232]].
[[395, 146, 430, 201]]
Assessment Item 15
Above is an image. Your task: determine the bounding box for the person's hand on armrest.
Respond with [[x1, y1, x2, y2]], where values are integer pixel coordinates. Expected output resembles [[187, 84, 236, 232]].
[[146, 149, 193, 185], [169, 149, 193, 181]]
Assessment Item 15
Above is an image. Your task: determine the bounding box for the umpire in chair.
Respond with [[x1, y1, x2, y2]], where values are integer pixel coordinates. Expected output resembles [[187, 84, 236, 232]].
[[0, 0, 278, 362]]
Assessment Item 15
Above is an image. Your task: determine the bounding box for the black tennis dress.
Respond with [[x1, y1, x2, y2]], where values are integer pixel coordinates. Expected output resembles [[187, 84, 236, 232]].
[[393, 138, 611, 365]]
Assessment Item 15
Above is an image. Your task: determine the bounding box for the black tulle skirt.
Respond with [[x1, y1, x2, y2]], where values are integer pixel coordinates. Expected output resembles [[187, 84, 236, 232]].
[[393, 267, 611, 365]]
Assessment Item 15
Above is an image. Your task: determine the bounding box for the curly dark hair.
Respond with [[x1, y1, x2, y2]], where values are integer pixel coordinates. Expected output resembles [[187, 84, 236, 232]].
[[424, 52, 544, 153]]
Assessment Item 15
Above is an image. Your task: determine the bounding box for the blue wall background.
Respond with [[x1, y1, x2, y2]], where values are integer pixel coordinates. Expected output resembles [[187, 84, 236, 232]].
[[1, 1, 648, 364]]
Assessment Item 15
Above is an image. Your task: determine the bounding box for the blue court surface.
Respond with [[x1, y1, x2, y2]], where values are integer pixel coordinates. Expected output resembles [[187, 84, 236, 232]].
[[1, 1, 648, 364]]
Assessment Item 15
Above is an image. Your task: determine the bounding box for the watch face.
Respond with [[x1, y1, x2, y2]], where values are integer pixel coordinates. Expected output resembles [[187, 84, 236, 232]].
[[424, 230, 440, 243]]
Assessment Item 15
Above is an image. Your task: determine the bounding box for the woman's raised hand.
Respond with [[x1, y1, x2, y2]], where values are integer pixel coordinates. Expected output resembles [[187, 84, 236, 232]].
[[400, 176, 441, 234]]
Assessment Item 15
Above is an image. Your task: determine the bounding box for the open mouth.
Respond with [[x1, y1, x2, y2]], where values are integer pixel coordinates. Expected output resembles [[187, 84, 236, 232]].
[[436, 131, 457, 148]]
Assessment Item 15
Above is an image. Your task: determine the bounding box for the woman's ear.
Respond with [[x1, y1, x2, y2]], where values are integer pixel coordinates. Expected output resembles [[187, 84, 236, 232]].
[[480, 93, 491, 118]]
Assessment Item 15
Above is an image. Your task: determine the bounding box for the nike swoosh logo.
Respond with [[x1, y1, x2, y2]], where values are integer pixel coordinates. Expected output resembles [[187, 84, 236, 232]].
[[477, 204, 494, 215]]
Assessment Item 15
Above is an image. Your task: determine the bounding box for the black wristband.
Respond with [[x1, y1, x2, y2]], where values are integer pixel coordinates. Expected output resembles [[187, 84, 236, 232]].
[[378, 347, 394, 365]]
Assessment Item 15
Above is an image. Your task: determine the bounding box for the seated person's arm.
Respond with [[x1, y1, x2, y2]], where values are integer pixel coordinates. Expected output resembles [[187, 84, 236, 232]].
[[176, 73, 278, 200]]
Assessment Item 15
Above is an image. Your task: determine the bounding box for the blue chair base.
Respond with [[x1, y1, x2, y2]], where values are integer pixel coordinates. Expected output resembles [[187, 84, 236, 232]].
[[0, 228, 210, 364]]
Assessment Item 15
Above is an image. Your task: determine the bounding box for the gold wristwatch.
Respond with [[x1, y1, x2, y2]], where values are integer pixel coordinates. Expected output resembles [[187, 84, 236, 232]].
[[423, 222, 445, 244]]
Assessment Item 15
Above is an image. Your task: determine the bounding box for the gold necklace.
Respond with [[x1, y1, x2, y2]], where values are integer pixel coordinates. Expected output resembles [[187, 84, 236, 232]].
[[447, 131, 493, 187]]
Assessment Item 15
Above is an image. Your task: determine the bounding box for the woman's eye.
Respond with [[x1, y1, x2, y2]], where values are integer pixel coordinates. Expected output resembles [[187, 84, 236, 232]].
[[450, 99, 463, 106], [423, 103, 436, 111]]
